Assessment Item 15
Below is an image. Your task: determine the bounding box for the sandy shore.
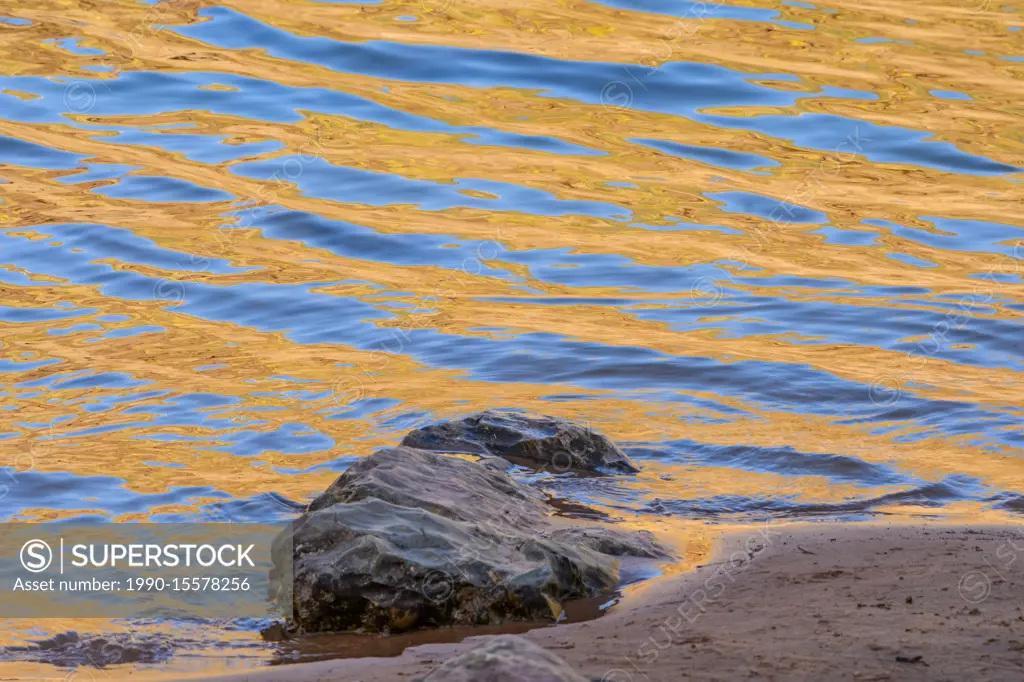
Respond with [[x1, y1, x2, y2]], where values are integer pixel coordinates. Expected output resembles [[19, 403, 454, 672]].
[[180, 521, 1024, 682]]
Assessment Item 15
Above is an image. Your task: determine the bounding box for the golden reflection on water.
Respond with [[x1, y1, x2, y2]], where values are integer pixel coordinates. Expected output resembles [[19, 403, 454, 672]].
[[0, 0, 1022, 674], [1, 0, 1021, 528]]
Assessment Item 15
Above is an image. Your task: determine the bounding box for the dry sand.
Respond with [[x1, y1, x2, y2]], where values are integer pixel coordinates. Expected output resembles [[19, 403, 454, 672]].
[[182, 521, 1024, 682]]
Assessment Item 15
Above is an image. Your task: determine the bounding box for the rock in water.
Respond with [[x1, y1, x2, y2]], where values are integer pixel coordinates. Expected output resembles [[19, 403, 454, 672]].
[[400, 411, 640, 474], [415, 635, 589, 682], [273, 446, 666, 634], [547, 527, 667, 559], [0, 631, 180, 667]]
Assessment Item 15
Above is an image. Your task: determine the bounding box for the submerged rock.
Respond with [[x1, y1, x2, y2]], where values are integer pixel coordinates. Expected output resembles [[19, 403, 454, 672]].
[[1, 631, 179, 667], [415, 635, 588, 682], [401, 411, 641, 474], [547, 527, 666, 559], [275, 446, 666, 634]]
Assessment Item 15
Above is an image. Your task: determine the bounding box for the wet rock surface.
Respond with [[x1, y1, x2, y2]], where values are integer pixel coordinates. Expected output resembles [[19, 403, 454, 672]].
[[414, 634, 589, 682], [0, 631, 181, 667], [275, 442, 667, 634], [547, 527, 666, 559], [307, 446, 548, 530], [401, 411, 641, 474]]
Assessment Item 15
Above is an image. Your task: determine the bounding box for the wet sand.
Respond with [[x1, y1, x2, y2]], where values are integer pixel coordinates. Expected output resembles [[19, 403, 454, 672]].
[[182, 521, 1024, 682]]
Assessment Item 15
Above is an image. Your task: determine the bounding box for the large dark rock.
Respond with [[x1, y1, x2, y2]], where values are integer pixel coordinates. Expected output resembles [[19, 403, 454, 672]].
[[274, 446, 666, 634], [401, 411, 640, 474], [415, 635, 588, 682]]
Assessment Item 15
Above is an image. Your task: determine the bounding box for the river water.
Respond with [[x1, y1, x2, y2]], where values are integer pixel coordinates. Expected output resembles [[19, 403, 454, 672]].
[[0, 0, 1022, 675]]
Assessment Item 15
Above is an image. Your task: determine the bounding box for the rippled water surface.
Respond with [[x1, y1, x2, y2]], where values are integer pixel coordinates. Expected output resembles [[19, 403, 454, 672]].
[[1, 0, 1022, 673]]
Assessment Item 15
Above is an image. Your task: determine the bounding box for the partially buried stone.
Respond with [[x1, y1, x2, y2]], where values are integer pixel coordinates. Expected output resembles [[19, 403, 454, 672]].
[[415, 635, 589, 682], [400, 410, 640, 474]]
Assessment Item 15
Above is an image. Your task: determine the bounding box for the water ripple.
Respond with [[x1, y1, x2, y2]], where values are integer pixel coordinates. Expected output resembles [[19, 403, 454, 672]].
[[0, 2, 1022, 660]]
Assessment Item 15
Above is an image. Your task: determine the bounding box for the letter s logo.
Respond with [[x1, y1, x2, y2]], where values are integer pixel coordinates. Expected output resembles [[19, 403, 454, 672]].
[[20, 539, 53, 573]]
